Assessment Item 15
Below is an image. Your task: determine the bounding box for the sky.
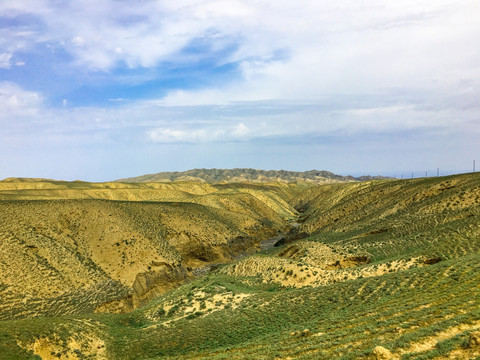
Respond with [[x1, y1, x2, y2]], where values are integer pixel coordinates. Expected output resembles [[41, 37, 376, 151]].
[[1, 0, 479, 181]]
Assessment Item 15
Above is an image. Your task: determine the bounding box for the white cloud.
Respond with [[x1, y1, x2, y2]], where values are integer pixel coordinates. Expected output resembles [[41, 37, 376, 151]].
[[191, 0, 253, 19], [148, 128, 209, 143], [0, 81, 43, 117], [233, 122, 249, 137], [0, 53, 12, 68], [1, 1, 479, 149], [147, 121, 253, 143], [1, 0, 479, 104], [158, 89, 231, 106], [0, 1, 471, 73], [71, 36, 85, 46], [127, 1, 478, 107]]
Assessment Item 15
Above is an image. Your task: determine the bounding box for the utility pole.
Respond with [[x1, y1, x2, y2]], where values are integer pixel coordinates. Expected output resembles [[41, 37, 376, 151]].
[[437, 168, 439, 177], [425, 171, 427, 178], [474, 160, 476, 172]]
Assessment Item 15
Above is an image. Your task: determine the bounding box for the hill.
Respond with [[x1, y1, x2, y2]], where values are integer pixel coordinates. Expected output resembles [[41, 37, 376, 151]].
[[0, 179, 304, 320], [115, 168, 389, 184], [1, 173, 480, 359]]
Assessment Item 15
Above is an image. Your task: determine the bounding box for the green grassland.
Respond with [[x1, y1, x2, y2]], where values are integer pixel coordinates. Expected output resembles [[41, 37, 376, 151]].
[[1, 173, 480, 359]]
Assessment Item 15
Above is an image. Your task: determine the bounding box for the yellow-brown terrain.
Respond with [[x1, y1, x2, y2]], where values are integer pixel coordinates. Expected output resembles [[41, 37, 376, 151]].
[[0, 179, 302, 319], [1, 172, 480, 359]]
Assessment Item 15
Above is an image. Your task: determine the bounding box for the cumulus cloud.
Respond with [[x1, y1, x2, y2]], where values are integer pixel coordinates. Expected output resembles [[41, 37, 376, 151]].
[[1, 0, 255, 70], [148, 121, 253, 143], [1, 1, 479, 110], [233, 122, 249, 136], [1, 0, 476, 79], [48, 1, 463, 108], [1, 0, 479, 179], [0, 81, 43, 117]]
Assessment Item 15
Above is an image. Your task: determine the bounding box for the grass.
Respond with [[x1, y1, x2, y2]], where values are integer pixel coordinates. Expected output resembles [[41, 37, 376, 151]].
[[4, 253, 478, 359], [2, 172, 480, 358]]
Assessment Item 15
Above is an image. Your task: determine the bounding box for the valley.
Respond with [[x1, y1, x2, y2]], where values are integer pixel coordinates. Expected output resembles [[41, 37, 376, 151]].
[[1, 172, 480, 359]]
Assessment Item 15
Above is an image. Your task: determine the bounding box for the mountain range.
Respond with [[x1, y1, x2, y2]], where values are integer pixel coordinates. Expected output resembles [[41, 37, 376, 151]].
[[116, 168, 390, 183]]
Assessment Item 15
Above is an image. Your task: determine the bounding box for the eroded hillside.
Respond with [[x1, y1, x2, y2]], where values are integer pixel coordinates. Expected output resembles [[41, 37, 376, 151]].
[[0, 180, 303, 319], [1, 173, 480, 360], [291, 173, 480, 261]]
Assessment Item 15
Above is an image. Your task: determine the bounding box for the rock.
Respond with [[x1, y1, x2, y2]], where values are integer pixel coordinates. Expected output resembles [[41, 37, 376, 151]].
[[278, 245, 301, 258], [301, 329, 311, 337], [423, 257, 443, 265], [132, 262, 187, 307], [372, 346, 394, 359], [290, 330, 309, 337]]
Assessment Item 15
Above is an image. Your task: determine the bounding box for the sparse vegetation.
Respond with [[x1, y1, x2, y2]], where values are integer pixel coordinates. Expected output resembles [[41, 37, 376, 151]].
[[1, 172, 480, 359], [115, 168, 385, 183]]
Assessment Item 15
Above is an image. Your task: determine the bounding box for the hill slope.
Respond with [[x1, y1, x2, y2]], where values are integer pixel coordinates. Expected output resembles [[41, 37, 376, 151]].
[[0, 180, 303, 320], [1, 173, 480, 359]]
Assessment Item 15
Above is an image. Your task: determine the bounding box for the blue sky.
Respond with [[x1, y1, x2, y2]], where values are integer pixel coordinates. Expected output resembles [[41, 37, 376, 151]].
[[1, 0, 479, 181]]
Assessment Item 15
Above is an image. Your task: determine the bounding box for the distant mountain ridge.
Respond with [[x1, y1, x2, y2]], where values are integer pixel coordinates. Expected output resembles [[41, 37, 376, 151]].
[[116, 168, 389, 183]]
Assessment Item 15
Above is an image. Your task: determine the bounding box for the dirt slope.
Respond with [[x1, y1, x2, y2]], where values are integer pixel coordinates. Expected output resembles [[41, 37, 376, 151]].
[[0, 180, 301, 319]]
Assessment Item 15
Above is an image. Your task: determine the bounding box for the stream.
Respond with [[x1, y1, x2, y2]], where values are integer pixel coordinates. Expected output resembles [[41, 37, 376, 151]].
[[191, 220, 302, 277]]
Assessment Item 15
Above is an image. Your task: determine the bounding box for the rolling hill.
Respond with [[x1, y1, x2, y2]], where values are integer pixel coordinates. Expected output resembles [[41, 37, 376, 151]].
[[0, 179, 303, 320], [1, 172, 480, 359]]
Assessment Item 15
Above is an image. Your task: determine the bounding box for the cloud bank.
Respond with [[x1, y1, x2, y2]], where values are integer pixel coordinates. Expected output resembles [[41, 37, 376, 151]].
[[0, 1, 479, 180]]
